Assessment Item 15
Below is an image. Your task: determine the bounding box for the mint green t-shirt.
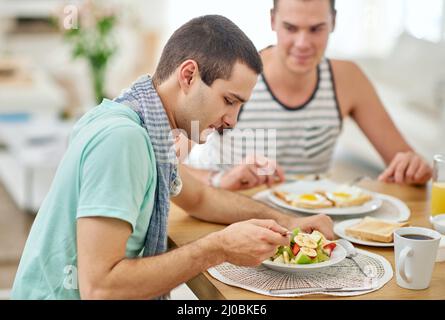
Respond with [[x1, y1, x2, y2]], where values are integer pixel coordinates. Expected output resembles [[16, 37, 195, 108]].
[[12, 99, 157, 300]]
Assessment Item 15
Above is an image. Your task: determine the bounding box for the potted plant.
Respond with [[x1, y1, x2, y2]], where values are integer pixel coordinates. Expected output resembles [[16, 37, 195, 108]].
[[60, 1, 117, 104]]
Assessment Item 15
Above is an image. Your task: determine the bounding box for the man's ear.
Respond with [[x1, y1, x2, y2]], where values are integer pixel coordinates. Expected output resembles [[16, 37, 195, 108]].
[[177, 60, 199, 93], [270, 9, 276, 32]]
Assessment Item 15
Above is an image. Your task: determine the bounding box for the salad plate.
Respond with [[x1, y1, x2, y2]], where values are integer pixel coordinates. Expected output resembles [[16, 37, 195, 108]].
[[262, 230, 347, 273]]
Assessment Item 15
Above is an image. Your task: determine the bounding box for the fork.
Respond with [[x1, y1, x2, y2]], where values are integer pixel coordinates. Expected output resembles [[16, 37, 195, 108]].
[[337, 239, 370, 277], [269, 286, 374, 295]]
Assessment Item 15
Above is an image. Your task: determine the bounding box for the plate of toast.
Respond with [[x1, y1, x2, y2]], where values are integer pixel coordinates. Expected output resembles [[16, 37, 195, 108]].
[[268, 180, 382, 216], [334, 217, 410, 247]]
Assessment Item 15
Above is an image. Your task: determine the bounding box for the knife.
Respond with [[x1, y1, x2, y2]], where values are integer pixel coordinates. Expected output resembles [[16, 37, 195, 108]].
[[269, 286, 375, 295]]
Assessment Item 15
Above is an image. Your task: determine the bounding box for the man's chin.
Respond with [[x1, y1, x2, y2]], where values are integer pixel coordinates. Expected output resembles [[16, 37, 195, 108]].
[[287, 58, 317, 73]]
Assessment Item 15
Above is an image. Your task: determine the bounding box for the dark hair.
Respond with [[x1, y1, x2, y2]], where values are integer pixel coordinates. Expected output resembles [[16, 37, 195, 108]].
[[153, 15, 263, 87], [273, 0, 336, 14]]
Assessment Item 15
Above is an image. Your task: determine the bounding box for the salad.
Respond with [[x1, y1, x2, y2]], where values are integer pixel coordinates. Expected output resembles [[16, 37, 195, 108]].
[[270, 228, 337, 265]]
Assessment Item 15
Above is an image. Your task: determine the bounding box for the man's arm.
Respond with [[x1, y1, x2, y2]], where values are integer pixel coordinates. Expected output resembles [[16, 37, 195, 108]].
[[184, 155, 285, 191], [77, 216, 220, 299], [183, 165, 215, 185], [333, 60, 432, 185], [173, 164, 334, 238], [76, 167, 333, 299], [77, 216, 289, 299]]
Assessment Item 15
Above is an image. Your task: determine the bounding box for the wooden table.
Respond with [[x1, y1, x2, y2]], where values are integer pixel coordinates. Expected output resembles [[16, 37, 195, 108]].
[[168, 181, 445, 300]]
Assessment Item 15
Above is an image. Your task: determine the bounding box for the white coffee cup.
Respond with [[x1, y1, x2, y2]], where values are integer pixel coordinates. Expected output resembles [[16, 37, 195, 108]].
[[394, 227, 441, 290]]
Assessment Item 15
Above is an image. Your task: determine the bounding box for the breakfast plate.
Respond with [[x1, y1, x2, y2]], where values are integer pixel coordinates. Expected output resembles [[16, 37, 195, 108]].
[[334, 219, 394, 247], [267, 180, 383, 216], [262, 244, 347, 273]]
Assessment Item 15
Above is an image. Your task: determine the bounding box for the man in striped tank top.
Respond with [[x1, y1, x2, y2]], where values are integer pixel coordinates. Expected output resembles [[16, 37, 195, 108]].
[[186, 0, 432, 190]]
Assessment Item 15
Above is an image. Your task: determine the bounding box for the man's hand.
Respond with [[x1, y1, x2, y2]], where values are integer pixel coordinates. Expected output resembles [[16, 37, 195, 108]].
[[220, 155, 285, 190], [286, 214, 335, 240], [378, 151, 432, 185], [215, 219, 290, 266]]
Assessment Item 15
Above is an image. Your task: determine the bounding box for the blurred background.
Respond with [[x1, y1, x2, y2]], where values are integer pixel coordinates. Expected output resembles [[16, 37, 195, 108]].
[[0, 0, 444, 299]]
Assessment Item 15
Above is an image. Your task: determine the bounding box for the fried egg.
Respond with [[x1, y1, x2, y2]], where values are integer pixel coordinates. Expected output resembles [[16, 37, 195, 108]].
[[325, 185, 372, 208], [285, 193, 333, 209]]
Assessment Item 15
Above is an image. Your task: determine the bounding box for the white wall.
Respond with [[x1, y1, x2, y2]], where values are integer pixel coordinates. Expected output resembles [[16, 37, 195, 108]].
[[161, 0, 445, 59], [165, 0, 275, 51]]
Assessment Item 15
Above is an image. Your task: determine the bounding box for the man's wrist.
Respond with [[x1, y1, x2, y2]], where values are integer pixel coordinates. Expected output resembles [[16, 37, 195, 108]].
[[275, 212, 296, 230], [200, 231, 227, 266]]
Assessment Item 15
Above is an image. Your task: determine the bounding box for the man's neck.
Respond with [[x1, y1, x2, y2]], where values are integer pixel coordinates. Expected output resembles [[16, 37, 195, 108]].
[[154, 80, 179, 131]]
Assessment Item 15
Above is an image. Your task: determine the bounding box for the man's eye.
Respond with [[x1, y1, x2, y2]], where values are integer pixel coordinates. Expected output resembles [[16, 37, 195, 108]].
[[311, 27, 324, 33], [224, 98, 234, 105]]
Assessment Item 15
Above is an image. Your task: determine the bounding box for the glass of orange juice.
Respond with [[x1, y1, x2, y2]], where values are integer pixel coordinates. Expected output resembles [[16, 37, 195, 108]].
[[431, 154, 445, 217]]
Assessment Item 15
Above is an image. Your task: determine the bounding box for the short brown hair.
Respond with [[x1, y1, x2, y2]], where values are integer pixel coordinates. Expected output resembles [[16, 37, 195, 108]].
[[273, 0, 336, 13], [153, 15, 262, 87]]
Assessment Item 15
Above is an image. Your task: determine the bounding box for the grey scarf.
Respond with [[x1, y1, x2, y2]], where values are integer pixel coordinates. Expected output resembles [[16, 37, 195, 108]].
[[114, 75, 182, 258]]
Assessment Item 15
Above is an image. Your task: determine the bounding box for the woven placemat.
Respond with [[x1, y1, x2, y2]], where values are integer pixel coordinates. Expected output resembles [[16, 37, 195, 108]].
[[208, 249, 393, 297]]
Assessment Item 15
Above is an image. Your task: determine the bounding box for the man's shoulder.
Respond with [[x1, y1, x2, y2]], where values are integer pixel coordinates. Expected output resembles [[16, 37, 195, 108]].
[[329, 59, 362, 76], [328, 58, 376, 115], [72, 112, 152, 165], [73, 100, 145, 136], [329, 59, 369, 88], [103, 123, 149, 143]]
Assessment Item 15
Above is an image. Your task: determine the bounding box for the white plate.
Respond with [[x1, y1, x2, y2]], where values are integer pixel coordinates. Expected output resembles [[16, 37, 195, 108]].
[[371, 193, 411, 222], [334, 219, 394, 247], [268, 180, 383, 216], [262, 244, 347, 273]]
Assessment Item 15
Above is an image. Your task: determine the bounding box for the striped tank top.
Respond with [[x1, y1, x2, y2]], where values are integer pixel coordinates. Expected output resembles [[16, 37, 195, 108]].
[[187, 58, 343, 178]]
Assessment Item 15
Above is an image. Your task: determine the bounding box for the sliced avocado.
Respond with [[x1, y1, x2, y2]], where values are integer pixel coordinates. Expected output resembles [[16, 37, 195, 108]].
[[294, 251, 313, 264], [276, 246, 295, 259], [282, 246, 295, 259], [292, 227, 301, 237], [276, 246, 285, 255], [290, 228, 300, 245], [294, 247, 317, 264], [316, 248, 330, 263]]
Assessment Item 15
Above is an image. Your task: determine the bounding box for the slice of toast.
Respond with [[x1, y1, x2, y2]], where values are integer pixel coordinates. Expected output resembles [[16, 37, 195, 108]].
[[345, 217, 409, 243]]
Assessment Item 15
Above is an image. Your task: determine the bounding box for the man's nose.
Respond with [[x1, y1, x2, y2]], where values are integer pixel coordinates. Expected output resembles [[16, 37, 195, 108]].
[[294, 31, 311, 49], [223, 109, 239, 129]]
